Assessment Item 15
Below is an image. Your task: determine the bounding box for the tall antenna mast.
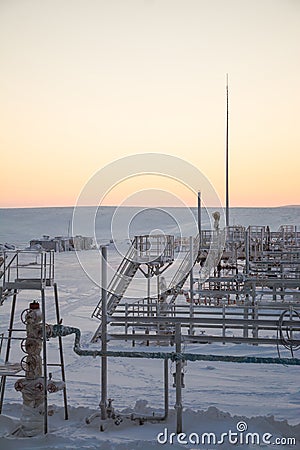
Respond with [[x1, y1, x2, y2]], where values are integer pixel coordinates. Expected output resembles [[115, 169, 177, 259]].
[[225, 73, 230, 227]]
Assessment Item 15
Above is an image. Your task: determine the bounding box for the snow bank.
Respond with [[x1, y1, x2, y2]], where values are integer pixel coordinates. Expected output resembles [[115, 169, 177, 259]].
[[0, 402, 299, 449]]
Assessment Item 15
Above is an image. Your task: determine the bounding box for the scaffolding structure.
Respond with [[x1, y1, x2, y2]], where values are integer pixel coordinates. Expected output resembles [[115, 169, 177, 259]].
[[91, 227, 300, 338], [0, 250, 68, 435], [89, 233, 300, 433], [0, 224, 299, 435]]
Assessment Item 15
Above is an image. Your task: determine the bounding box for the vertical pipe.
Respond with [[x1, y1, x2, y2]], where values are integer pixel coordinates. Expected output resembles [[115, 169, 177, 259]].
[[41, 288, 48, 434], [189, 236, 194, 336], [147, 265, 151, 317], [225, 74, 230, 227], [125, 303, 128, 340], [222, 303, 226, 344], [197, 191, 201, 248], [156, 267, 160, 334], [40, 252, 43, 284], [100, 246, 108, 420], [244, 229, 250, 340], [289, 305, 293, 342], [175, 323, 182, 434], [243, 304, 249, 339], [245, 230, 250, 276], [0, 289, 18, 413], [54, 283, 68, 420], [164, 358, 169, 419]]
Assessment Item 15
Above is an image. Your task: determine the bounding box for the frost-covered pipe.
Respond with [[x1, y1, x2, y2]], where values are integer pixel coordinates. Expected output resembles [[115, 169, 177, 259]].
[[14, 303, 65, 437], [49, 324, 300, 365]]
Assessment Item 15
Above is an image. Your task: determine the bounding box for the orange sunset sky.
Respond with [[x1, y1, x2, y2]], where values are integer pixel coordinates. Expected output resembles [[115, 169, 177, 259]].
[[0, 0, 299, 208]]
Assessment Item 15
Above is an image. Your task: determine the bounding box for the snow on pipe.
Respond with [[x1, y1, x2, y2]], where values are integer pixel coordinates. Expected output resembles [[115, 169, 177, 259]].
[[13, 303, 65, 437], [48, 324, 300, 365]]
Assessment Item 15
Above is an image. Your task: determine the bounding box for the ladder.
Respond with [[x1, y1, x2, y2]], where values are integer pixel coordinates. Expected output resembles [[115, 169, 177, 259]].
[[0, 252, 18, 305], [167, 234, 200, 305], [0, 251, 68, 432], [92, 239, 140, 320]]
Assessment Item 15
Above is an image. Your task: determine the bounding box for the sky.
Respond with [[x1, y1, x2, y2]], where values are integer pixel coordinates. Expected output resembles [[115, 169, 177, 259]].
[[0, 0, 299, 208]]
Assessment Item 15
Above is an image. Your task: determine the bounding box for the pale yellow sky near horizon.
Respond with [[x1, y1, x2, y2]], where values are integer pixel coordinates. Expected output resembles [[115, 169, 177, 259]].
[[0, 0, 299, 208]]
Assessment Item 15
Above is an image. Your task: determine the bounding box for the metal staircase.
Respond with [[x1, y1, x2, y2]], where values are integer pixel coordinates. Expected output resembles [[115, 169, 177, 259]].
[[167, 234, 200, 305], [92, 241, 140, 321], [0, 252, 18, 305], [91, 234, 176, 342]]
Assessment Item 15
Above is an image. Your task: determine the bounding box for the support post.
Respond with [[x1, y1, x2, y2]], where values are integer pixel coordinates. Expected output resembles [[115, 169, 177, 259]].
[[156, 267, 160, 334], [147, 265, 151, 317], [189, 236, 194, 336], [245, 230, 250, 275], [100, 246, 108, 420], [0, 289, 18, 414], [225, 74, 230, 227], [244, 230, 250, 338], [197, 191, 202, 248], [222, 303, 226, 344], [54, 283, 68, 420], [175, 323, 182, 434], [164, 358, 169, 419], [41, 288, 48, 434], [243, 304, 249, 339]]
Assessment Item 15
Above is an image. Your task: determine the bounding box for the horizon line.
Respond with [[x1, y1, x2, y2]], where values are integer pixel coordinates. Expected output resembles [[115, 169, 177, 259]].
[[1, 204, 299, 210]]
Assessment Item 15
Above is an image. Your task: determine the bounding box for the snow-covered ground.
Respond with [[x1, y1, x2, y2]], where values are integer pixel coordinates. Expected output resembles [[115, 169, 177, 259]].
[[0, 207, 300, 448]]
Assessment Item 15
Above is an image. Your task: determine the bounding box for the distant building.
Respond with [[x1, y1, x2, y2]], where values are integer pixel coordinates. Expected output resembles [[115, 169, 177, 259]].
[[29, 235, 94, 252]]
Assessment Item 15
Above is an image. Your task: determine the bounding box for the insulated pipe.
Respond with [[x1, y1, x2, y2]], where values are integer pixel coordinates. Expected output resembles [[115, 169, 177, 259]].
[[48, 324, 300, 365]]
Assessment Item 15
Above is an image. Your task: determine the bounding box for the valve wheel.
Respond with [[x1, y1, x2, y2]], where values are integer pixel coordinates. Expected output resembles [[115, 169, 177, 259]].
[[20, 308, 31, 324], [20, 355, 37, 372]]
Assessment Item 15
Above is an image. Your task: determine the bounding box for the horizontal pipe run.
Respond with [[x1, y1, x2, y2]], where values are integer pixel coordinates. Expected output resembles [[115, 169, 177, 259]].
[[112, 310, 298, 318], [48, 324, 300, 366], [109, 322, 300, 332], [107, 333, 300, 345], [77, 349, 300, 365], [109, 315, 300, 328], [119, 302, 300, 311]]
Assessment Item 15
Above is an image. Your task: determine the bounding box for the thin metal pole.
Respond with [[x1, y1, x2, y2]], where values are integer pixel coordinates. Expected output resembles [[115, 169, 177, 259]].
[[0, 289, 18, 414], [243, 230, 249, 339], [225, 74, 230, 227], [41, 288, 48, 434], [197, 191, 201, 247], [156, 267, 160, 334], [164, 358, 169, 419], [245, 230, 250, 276], [147, 265, 151, 317], [54, 283, 68, 420], [100, 246, 108, 420], [189, 236, 194, 336], [175, 323, 182, 434]]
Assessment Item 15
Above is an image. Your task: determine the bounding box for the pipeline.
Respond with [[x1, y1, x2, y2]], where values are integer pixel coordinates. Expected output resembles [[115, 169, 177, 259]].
[[49, 323, 300, 431], [49, 324, 169, 425], [49, 324, 300, 366]]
